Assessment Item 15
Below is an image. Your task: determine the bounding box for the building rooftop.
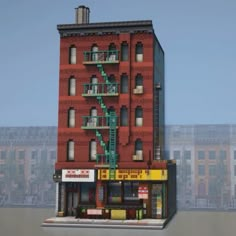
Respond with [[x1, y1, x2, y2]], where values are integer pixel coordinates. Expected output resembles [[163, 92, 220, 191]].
[[57, 20, 154, 37]]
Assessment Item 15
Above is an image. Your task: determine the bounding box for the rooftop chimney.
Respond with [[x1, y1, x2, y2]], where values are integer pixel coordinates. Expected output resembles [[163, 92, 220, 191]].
[[75, 5, 90, 24]]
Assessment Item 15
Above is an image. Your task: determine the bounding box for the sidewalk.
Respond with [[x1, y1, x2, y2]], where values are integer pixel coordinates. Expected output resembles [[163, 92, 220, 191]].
[[42, 217, 168, 230]]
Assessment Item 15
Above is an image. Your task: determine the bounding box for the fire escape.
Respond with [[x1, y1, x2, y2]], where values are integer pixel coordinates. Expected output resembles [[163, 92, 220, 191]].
[[81, 50, 119, 179]]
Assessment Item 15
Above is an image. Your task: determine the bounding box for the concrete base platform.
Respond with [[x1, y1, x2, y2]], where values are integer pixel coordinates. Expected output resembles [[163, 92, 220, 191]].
[[42, 217, 169, 230]]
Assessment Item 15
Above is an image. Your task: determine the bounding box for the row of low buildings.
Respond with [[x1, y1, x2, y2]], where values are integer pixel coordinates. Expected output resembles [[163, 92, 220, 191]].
[[0, 127, 56, 206], [0, 125, 236, 210], [166, 124, 236, 209]]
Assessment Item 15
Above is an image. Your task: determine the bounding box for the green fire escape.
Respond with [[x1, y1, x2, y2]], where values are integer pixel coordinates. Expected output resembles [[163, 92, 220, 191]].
[[82, 50, 119, 179]]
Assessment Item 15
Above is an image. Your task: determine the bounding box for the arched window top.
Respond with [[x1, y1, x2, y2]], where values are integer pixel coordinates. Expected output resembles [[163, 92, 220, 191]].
[[91, 44, 98, 51], [136, 73, 143, 78], [90, 106, 97, 111], [68, 107, 75, 111]]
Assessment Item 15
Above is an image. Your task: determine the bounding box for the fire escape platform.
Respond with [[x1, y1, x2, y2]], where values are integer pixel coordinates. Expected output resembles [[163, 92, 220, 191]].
[[81, 126, 118, 130], [82, 93, 119, 97], [83, 61, 119, 65]]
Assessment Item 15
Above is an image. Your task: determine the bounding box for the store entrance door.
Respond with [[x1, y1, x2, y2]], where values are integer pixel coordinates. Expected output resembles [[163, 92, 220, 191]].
[[67, 192, 78, 216]]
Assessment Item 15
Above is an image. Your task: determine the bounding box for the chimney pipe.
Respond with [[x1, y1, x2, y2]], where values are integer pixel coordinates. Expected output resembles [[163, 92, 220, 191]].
[[75, 5, 90, 24]]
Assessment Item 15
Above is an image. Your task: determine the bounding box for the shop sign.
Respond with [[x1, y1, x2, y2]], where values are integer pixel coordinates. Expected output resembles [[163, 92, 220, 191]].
[[138, 186, 148, 199], [98, 169, 167, 181], [62, 169, 95, 182]]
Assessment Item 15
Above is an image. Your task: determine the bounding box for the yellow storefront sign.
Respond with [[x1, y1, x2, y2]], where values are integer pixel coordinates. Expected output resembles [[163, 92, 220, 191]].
[[98, 169, 167, 181]]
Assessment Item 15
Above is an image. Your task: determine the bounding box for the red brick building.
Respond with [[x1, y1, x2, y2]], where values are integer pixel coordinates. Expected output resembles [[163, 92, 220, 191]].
[[54, 5, 176, 221]]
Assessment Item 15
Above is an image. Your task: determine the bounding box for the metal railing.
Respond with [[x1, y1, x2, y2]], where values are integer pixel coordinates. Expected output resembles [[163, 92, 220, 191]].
[[82, 82, 119, 96], [83, 50, 119, 63]]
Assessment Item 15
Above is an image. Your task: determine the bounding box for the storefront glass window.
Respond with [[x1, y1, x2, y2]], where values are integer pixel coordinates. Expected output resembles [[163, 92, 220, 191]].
[[124, 182, 139, 201], [80, 183, 96, 204], [108, 182, 122, 204]]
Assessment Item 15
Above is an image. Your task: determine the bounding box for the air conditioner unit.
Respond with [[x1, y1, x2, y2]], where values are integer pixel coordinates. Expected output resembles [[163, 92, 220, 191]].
[[136, 54, 143, 62], [133, 152, 143, 161], [133, 86, 143, 94], [136, 118, 143, 127], [109, 54, 116, 61]]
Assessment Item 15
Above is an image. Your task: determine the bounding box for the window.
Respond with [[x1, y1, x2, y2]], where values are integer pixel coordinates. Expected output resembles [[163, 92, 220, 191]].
[[91, 44, 98, 61], [209, 165, 216, 176], [80, 182, 96, 204], [109, 43, 116, 52], [121, 42, 128, 61], [135, 139, 143, 159], [209, 150, 216, 160], [19, 165, 24, 175], [173, 150, 180, 160], [18, 150, 25, 160], [234, 150, 236, 160], [120, 106, 128, 126], [69, 45, 76, 64], [198, 165, 205, 176], [198, 180, 206, 197], [31, 150, 37, 160], [108, 43, 117, 61], [41, 149, 47, 159], [234, 165, 236, 176], [184, 150, 191, 160], [91, 76, 98, 94], [68, 77, 76, 96], [135, 42, 143, 62], [90, 107, 97, 126], [68, 108, 75, 128], [67, 140, 75, 161], [219, 150, 226, 160], [9, 150, 16, 160], [0, 150, 6, 160], [135, 106, 143, 127], [234, 184, 236, 197], [108, 182, 122, 204], [186, 164, 191, 175], [124, 182, 139, 201], [120, 74, 128, 94], [89, 140, 96, 161], [198, 151, 205, 160], [135, 74, 143, 87]]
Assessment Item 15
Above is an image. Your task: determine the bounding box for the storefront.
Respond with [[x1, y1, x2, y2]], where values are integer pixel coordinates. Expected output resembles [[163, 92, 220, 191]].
[[56, 169, 95, 216], [96, 169, 168, 219], [55, 168, 174, 220]]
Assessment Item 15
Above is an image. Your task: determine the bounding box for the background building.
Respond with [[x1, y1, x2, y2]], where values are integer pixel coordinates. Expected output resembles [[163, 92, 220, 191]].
[[1, 124, 236, 210], [0, 127, 56, 207]]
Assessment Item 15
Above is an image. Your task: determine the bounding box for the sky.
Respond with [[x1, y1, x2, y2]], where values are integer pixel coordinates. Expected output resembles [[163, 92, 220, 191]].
[[0, 0, 235, 126]]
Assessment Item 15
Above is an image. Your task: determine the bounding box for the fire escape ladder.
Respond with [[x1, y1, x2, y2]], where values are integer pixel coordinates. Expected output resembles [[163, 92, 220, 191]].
[[108, 111, 117, 180], [96, 63, 118, 179]]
